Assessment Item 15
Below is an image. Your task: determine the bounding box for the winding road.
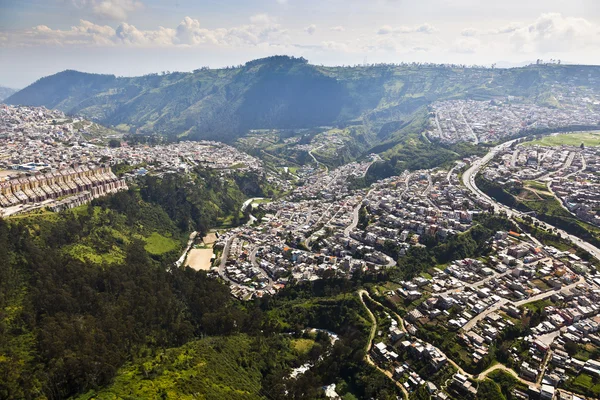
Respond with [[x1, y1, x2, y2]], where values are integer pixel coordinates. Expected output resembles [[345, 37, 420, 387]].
[[462, 140, 600, 262], [357, 290, 539, 392]]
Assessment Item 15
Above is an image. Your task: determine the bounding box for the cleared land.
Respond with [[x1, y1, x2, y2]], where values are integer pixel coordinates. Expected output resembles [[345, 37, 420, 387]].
[[185, 249, 214, 271], [144, 232, 179, 255], [203, 232, 218, 245], [523, 132, 600, 147]]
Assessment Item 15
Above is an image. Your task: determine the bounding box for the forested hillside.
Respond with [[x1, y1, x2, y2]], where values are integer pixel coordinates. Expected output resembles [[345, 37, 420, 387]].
[[0, 169, 401, 400], [8, 57, 600, 145]]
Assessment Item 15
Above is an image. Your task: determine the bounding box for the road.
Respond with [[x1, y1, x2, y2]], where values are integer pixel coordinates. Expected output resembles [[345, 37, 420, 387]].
[[511, 149, 519, 167], [344, 203, 362, 237], [358, 290, 539, 390], [434, 112, 446, 141], [358, 290, 409, 400], [462, 275, 585, 332], [218, 236, 236, 285], [422, 173, 439, 209], [446, 164, 460, 185], [437, 270, 510, 297], [308, 144, 328, 173], [344, 189, 374, 237], [462, 140, 600, 262], [249, 245, 274, 290], [175, 231, 198, 267]]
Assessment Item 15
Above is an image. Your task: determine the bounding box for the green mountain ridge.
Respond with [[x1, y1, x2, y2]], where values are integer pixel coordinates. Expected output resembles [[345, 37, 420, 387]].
[[8, 56, 600, 147]]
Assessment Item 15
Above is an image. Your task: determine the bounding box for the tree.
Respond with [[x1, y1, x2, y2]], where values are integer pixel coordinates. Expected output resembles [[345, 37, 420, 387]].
[[108, 139, 121, 148], [477, 380, 506, 400], [564, 339, 578, 356]]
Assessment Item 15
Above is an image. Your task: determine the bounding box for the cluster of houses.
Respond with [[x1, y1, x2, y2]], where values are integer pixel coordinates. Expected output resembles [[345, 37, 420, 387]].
[[429, 93, 600, 144], [213, 161, 391, 300], [1, 105, 265, 180], [348, 167, 477, 259], [483, 145, 587, 184]]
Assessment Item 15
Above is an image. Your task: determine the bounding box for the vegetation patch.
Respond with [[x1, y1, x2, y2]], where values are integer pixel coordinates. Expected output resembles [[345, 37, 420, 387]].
[[291, 338, 316, 356], [143, 232, 179, 255]]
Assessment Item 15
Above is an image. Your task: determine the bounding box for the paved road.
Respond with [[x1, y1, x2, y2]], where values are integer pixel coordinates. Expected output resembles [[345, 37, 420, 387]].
[[344, 189, 374, 237], [359, 291, 469, 377], [462, 140, 600, 262], [218, 236, 240, 287], [308, 145, 328, 173], [249, 245, 274, 290], [437, 270, 510, 297], [462, 276, 585, 332]]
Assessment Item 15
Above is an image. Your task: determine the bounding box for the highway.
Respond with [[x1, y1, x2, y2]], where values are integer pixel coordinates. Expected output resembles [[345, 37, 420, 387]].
[[462, 140, 600, 262]]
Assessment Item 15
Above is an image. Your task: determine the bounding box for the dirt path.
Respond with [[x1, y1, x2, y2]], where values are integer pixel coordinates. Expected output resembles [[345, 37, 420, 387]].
[[358, 290, 409, 400]]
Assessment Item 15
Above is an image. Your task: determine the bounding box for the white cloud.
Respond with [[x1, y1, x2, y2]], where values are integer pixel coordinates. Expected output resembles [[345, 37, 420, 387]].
[[330, 26, 345, 32], [509, 13, 600, 53], [460, 28, 479, 37], [93, 0, 143, 21], [249, 14, 274, 25], [68, 0, 143, 21], [461, 23, 520, 37], [1, 15, 288, 48], [377, 23, 437, 35], [305, 24, 317, 35]]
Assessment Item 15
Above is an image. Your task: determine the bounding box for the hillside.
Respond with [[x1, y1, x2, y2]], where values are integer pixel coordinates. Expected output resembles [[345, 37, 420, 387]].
[[0, 85, 17, 101], [0, 168, 402, 400], [8, 57, 600, 147]]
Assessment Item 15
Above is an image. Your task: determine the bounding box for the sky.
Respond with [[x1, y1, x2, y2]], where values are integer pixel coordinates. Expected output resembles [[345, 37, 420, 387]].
[[1, 0, 600, 88]]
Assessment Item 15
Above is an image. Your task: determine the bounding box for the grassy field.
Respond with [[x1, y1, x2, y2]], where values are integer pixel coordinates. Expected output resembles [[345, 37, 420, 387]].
[[563, 372, 600, 398], [522, 299, 552, 314], [143, 232, 179, 255], [523, 180, 549, 192], [523, 132, 600, 147], [291, 338, 315, 355]]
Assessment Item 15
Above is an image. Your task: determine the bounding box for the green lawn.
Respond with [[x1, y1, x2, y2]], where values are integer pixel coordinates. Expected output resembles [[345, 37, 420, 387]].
[[522, 299, 552, 314], [143, 232, 179, 255], [524, 180, 549, 192], [522, 132, 600, 147], [563, 372, 600, 398], [291, 338, 315, 355]]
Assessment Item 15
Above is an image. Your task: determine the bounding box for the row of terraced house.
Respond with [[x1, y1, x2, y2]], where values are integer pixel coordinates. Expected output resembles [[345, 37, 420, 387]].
[[0, 166, 127, 209]]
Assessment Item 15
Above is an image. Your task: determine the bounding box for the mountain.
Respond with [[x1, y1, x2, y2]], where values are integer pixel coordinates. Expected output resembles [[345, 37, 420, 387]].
[[6, 56, 600, 145], [0, 85, 17, 101]]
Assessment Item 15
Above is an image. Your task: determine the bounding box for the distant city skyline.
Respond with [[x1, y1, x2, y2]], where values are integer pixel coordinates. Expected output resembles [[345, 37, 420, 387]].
[[1, 0, 600, 88]]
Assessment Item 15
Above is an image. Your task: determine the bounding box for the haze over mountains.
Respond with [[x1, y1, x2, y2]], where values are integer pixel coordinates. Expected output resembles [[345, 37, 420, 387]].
[[7, 56, 600, 147], [0, 86, 17, 102]]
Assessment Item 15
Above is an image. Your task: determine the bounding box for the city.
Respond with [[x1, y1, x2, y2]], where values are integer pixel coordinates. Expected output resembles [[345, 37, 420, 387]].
[[3, 2, 600, 397]]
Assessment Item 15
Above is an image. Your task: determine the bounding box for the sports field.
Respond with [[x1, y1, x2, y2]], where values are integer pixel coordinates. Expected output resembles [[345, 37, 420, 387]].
[[523, 132, 600, 147]]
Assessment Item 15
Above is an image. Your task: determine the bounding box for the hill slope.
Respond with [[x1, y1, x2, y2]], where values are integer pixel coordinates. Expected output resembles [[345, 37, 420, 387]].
[[0, 85, 17, 101], [8, 57, 600, 145]]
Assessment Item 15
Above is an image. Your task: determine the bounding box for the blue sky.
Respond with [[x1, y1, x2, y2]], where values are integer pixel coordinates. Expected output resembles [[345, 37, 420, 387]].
[[1, 0, 600, 87]]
